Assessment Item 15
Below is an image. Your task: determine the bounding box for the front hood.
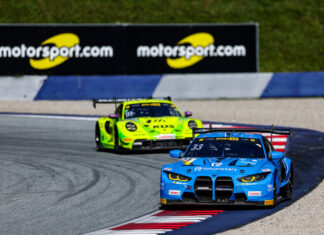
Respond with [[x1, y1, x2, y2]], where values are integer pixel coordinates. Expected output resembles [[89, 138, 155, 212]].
[[169, 157, 269, 175], [131, 117, 188, 134]]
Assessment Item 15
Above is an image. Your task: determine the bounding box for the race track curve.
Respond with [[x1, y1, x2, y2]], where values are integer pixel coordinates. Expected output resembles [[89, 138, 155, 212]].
[[0, 115, 323, 235]]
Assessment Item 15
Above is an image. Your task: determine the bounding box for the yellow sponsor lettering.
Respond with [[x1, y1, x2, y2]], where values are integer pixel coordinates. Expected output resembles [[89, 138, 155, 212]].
[[216, 137, 239, 141], [29, 33, 79, 70], [264, 199, 274, 206], [167, 32, 214, 69], [141, 103, 161, 107]]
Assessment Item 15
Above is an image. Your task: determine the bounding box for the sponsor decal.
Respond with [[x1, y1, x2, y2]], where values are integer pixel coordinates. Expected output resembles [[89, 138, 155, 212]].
[[241, 159, 257, 165], [262, 168, 272, 172], [264, 199, 274, 206], [182, 158, 197, 166], [160, 182, 164, 191], [211, 162, 223, 167], [157, 134, 176, 139], [242, 182, 258, 186], [136, 32, 247, 69], [267, 184, 273, 192], [141, 103, 161, 106], [248, 191, 262, 196], [216, 137, 239, 141], [160, 198, 167, 204], [194, 167, 237, 172], [0, 33, 114, 70], [163, 167, 172, 171], [133, 142, 142, 146], [195, 167, 202, 171], [169, 190, 181, 196]]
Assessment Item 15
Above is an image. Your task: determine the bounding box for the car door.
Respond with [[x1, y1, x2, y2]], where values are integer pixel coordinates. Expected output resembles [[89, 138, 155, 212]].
[[113, 104, 123, 144], [263, 136, 286, 187]]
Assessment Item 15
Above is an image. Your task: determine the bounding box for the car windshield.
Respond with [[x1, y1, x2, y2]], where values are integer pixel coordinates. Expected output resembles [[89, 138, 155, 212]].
[[124, 103, 182, 118], [184, 137, 265, 158]]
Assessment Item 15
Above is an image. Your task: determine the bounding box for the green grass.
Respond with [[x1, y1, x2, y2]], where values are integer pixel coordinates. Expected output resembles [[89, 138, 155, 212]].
[[0, 0, 323, 72]]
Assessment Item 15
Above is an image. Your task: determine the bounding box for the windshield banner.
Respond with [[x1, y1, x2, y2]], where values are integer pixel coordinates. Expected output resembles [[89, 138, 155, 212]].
[[0, 24, 258, 75]]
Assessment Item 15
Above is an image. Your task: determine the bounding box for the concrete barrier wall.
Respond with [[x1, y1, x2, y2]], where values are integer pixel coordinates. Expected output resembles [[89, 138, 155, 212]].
[[0, 72, 323, 100]]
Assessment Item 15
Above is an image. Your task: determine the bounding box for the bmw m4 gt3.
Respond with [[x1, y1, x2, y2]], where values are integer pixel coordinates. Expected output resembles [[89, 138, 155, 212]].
[[160, 127, 293, 207]]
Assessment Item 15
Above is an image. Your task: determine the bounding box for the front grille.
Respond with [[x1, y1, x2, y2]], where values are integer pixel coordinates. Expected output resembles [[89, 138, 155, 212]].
[[132, 139, 191, 150], [215, 177, 234, 202], [181, 192, 197, 203], [234, 193, 247, 202], [194, 176, 213, 202]]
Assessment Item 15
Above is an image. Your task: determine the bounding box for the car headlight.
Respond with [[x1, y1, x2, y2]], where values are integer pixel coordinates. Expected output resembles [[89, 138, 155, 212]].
[[125, 122, 137, 131], [167, 172, 191, 182], [237, 173, 270, 182], [188, 120, 197, 129]]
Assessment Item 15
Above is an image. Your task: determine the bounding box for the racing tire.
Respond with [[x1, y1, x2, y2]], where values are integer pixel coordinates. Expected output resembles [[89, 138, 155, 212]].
[[95, 122, 103, 151], [282, 168, 293, 200], [114, 126, 121, 153], [272, 172, 278, 207]]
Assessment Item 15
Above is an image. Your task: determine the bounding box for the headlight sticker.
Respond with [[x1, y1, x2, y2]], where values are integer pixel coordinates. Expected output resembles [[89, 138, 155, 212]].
[[168, 172, 191, 182]]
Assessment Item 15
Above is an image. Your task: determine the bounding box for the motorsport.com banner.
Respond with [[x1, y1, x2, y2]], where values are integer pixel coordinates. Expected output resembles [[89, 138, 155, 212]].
[[0, 24, 258, 75]]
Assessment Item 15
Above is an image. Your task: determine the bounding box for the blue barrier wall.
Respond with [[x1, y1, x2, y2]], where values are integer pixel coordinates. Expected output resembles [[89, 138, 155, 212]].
[[261, 72, 324, 98], [2, 72, 323, 100], [35, 75, 162, 100]]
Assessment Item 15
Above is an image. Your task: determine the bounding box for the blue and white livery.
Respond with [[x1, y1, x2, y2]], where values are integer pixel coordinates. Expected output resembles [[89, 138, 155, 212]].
[[160, 127, 293, 207]]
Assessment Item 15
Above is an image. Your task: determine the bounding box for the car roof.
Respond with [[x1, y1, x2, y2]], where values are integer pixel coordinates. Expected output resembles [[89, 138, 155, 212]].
[[197, 132, 264, 140], [122, 99, 174, 106]]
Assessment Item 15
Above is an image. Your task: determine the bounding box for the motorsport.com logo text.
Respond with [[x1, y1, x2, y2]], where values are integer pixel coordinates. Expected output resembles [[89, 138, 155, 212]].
[[137, 43, 246, 59]]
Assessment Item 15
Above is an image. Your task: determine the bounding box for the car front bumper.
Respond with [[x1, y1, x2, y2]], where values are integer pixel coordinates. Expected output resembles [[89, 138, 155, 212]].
[[160, 173, 275, 206], [131, 138, 192, 150]]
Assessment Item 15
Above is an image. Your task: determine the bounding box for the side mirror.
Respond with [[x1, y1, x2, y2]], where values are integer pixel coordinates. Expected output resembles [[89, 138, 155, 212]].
[[169, 150, 184, 158], [108, 113, 119, 119], [184, 111, 192, 117], [268, 151, 283, 161]]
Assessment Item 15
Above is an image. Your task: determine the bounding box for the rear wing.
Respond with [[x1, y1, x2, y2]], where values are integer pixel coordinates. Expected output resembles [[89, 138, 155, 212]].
[[192, 125, 292, 142], [92, 96, 172, 108]]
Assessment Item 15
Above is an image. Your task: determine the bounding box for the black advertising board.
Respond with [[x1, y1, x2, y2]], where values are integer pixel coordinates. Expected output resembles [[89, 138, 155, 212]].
[[0, 24, 258, 75]]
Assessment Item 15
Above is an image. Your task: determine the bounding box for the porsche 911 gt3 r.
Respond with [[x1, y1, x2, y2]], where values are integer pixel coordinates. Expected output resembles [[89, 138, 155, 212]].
[[93, 97, 202, 152], [160, 127, 293, 207]]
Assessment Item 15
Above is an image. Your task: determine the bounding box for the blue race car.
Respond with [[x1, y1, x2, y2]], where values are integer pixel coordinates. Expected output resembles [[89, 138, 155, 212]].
[[160, 127, 293, 207]]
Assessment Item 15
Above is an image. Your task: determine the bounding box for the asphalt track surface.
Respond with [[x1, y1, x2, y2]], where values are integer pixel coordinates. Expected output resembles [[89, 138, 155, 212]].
[[0, 115, 324, 235]]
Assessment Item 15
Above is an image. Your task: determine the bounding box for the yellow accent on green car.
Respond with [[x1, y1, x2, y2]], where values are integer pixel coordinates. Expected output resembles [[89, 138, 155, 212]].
[[93, 97, 203, 153]]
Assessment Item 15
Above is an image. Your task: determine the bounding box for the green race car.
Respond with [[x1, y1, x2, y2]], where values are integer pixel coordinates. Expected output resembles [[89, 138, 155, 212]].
[[93, 97, 202, 152]]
